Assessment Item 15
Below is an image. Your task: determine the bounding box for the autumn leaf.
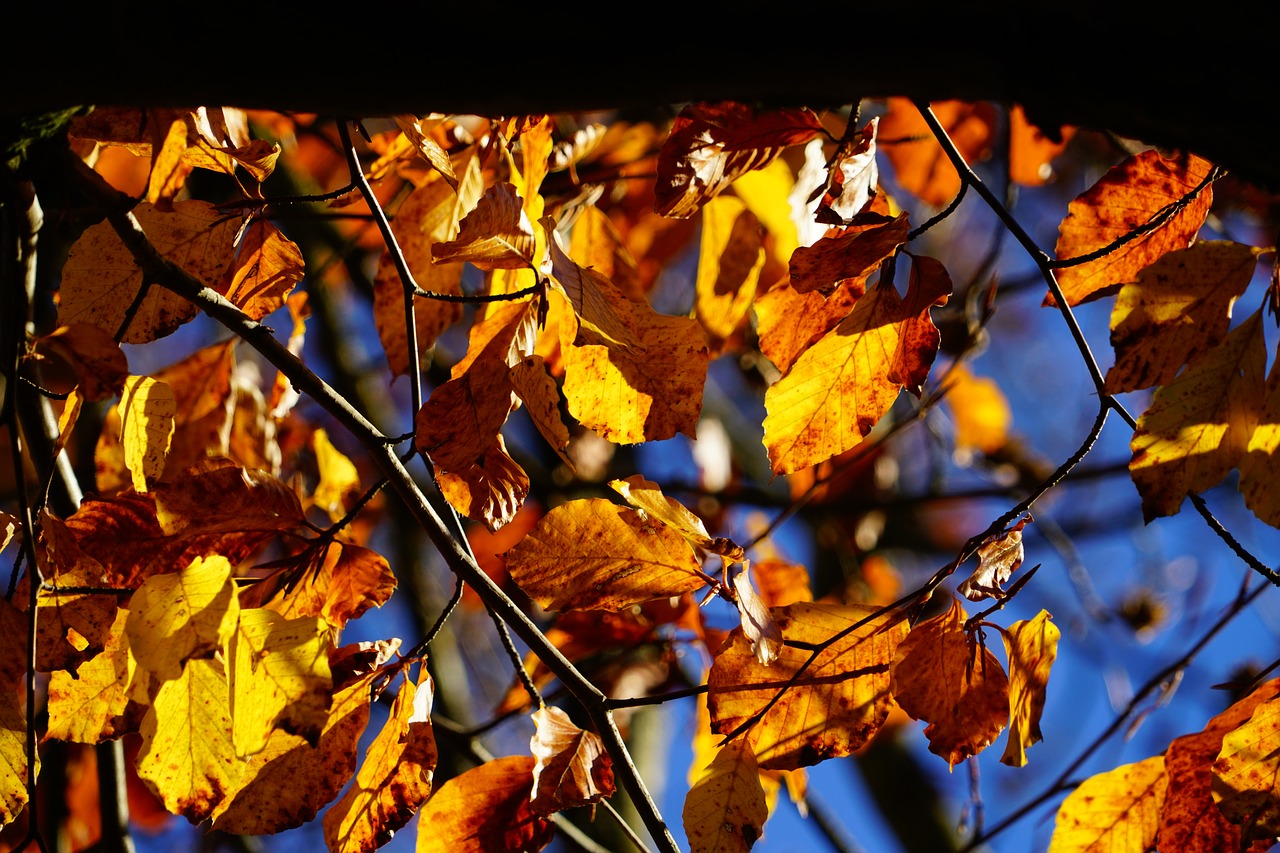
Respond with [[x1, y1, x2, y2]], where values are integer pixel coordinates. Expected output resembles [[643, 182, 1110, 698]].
[[1008, 105, 1074, 187], [655, 102, 824, 218], [503, 498, 706, 611], [1049, 149, 1215, 306], [878, 99, 995, 206], [253, 541, 396, 630], [118, 375, 176, 493], [1129, 309, 1265, 521], [683, 739, 768, 853], [1105, 241, 1259, 393], [695, 195, 765, 343], [58, 201, 239, 343], [1240, 341, 1280, 527], [311, 428, 361, 522], [815, 118, 879, 225], [890, 598, 1009, 768], [942, 362, 1012, 457], [46, 608, 140, 744], [1000, 610, 1059, 767], [152, 463, 306, 538], [787, 213, 908, 296], [544, 221, 640, 350], [568, 203, 642, 300], [732, 564, 782, 666], [0, 600, 33, 826], [394, 114, 458, 190], [957, 515, 1030, 602], [1212, 691, 1280, 838], [763, 256, 952, 475], [1048, 756, 1167, 853], [30, 323, 128, 402], [324, 670, 436, 851], [415, 756, 554, 853], [509, 355, 571, 464], [529, 705, 615, 815], [432, 182, 537, 270], [437, 435, 531, 531], [754, 277, 862, 376], [708, 602, 909, 770], [608, 474, 716, 551], [223, 218, 305, 321], [126, 554, 239, 681]]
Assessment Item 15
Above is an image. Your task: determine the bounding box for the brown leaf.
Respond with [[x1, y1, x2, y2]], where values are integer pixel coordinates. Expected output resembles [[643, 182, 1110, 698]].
[[529, 706, 615, 815], [394, 114, 458, 190], [432, 182, 537, 270], [509, 355, 572, 465], [878, 99, 995, 206], [890, 598, 1009, 768], [415, 756, 554, 853], [1049, 149, 1215, 306], [248, 541, 397, 630], [30, 323, 128, 402], [655, 102, 824, 218], [732, 564, 782, 666], [0, 600, 34, 825], [788, 213, 908, 296], [683, 739, 768, 853], [817, 118, 880, 225], [957, 515, 1030, 602], [224, 218, 305, 321]]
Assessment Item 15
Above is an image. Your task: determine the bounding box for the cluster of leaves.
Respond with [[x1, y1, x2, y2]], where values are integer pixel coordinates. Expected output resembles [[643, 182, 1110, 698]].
[[0, 94, 1277, 853]]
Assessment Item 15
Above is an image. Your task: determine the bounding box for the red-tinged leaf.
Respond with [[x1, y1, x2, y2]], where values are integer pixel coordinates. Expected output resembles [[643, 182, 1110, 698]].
[[754, 277, 863, 376], [503, 498, 706, 611], [890, 598, 1009, 768], [247, 541, 397, 630], [1000, 610, 1059, 767], [432, 183, 536, 270], [415, 756, 554, 853], [529, 706, 615, 815], [878, 99, 996, 206], [788, 213, 908, 296], [1130, 310, 1265, 521], [683, 739, 768, 853], [816, 118, 879, 225], [224, 218, 305, 321], [655, 101, 824, 219], [1212, 690, 1280, 840], [1048, 756, 1166, 852], [957, 515, 1030, 602], [1049, 149, 1215, 306]]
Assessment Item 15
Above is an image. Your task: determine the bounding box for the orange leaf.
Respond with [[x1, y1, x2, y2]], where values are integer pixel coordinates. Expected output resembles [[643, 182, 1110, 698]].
[[1212, 690, 1280, 838], [732, 563, 782, 666], [415, 756, 554, 853], [1008, 105, 1074, 187], [942, 362, 1012, 457], [1048, 756, 1167, 852], [30, 323, 128, 402], [608, 474, 716, 551], [224, 218, 304, 321], [694, 195, 766, 343], [394, 114, 459, 191], [878, 99, 995, 207], [999, 609, 1059, 767], [890, 598, 1009, 768], [708, 602, 909, 770], [529, 705, 615, 815], [544, 222, 640, 350], [1049, 149, 1215, 306], [788, 213, 908, 296], [957, 515, 1030, 602], [249, 541, 397, 630], [509, 355, 571, 465], [655, 101, 824, 219], [433, 183, 537, 270], [437, 435, 531, 531], [754, 277, 863, 376], [683, 739, 768, 853]]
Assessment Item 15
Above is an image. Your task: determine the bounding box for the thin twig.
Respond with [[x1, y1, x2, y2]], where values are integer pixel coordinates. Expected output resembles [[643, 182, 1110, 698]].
[[488, 605, 543, 709], [599, 798, 652, 853], [413, 283, 542, 303]]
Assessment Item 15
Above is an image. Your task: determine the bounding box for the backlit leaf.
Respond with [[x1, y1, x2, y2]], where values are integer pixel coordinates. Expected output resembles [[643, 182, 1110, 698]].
[[608, 474, 715, 551], [655, 102, 824, 219], [683, 739, 767, 853], [1239, 340, 1280, 527], [708, 602, 909, 770], [732, 564, 782, 666], [957, 515, 1030, 602], [754, 277, 862, 376], [1105, 241, 1259, 393], [0, 600, 33, 826], [1048, 756, 1166, 852], [415, 756, 554, 853], [432, 183, 536, 270], [529, 705, 615, 815], [544, 223, 639, 350], [1009, 105, 1073, 187], [30, 323, 128, 402], [1129, 310, 1264, 521], [394, 114, 458, 190], [695, 196, 765, 343], [46, 608, 140, 743], [817, 118, 879, 225], [891, 598, 1009, 768], [126, 554, 239, 681], [437, 435, 530, 531], [1050, 149, 1215, 306], [311, 428, 361, 522], [1000, 610, 1059, 767], [878, 99, 995, 206], [503, 498, 705, 611], [118, 375, 176, 493], [253, 542, 396, 630], [224, 218, 304, 321], [943, 363, 1012, 456], [509, 355, 571, 465], [1212, 691, 1280, 837], [788, 213, 908, 296]]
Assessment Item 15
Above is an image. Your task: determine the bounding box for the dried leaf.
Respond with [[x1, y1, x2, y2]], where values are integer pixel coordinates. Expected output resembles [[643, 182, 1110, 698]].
[[503, 498, 706, 611], [695, 196, 765, 343], [126, 554, 239, 681], [1000, 610, 1059, 767], [1049, 149, 1215, 306], [415, 756, 554, 853], [311, 428, 361, 522], [224, 218, 304, 321], [683, 739, 768, 853], [1213, 692, 1280, 837], [433, 183, 536, 270], [957, 516, 1030, 601], [817, 118, 879, 224], [788, 213, 909, 296], [754, 277, 862, 376], [253, 541, 396, 630], [1048, 756, 1167, 852], [31, 323, 128, 402], [878, 99, 995, 206], [732, 564, 782, 666], [394, 114, 458, 190], [1130, 310, 1264, 521], [608, 474, 715, 550], [118, 376, 176, 493], [891, 598, 1009, 768], [437, 435, 530, 531], [509, 355, 571, 465], [529, 705, 615, 815]]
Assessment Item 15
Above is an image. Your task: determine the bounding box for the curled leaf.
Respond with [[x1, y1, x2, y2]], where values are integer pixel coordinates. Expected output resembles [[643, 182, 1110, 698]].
[[732, 563, 782, 666], [957, 515, 1030, 601], [529, 705, 615, 815]]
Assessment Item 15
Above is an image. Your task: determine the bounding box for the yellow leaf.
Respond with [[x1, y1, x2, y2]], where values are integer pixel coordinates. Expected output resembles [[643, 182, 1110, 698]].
[[1240, 341, 1280, 528], [529, 705, 615, 815], [0, 600, 34, 826], [544, 221, 640, 350], [503, 498, 706, 611], [252, 541, 397, 630], [567, 203, 642, 300], [46, 608, 139, 743], [58, 201, 239, 343], [1049, 756, 1167, 853], [509, 355, 571, 465], [716, 158, 801, 266], [1105, 241, 1259, 393], [683, 739, 768, 853], [394, 114, 458, 190], [1213, 692, 1280, 837], [229, 609, 333, 757], [1050, 149, 1215, 307], [324, 671, 436, 850], [126, 554, 239, 681], [695, 196, 765, 343], [224, 218, 305, 321], [135, 657, 241, 823], [118, 375, 176, 493], [763, 258, 951, 475], [1000, 610, 1060, 767], [1129, 309, 1265, 521], [312, 428, 361, 522], [943, 362, 1012, 456], [890, 598, 1009, 768], [432, 183, 536, 270], [147, 118, 195, 206], [708, 602, 909, 770], [754, 277, 862, 376], [415, 756, 554, 853], [608, 474, 715, 550]]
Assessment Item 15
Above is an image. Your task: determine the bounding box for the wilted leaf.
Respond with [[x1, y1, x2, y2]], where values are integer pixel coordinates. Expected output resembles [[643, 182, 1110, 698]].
[[1000, 610, 1059, 767], [1050, 149, 1215, 306], [529, 705, 615, 815], [504, 498, 705, 611], [224, 218, 304, 321], [1048, 756, 1167, 853], [1009, 106, 1073, 187], [708, 602, 909, 770], [258, 541, 397, 630], [415, 756, 554, 853], [763, 257, 952, 475], [324, 671, 436, 851], [788, 213, 908, 296], [1130, 310, 1264, 521], [1106, 241, 1259, 393], [890, 598, 1009, 768], [437, 435, 531, 531], [0, 600, 33, 825], [878, 99, 995, 206], [655, 102, 824, 219], [816, 118, 879, 225], [118, 375, 176, 493], [943, 362, 1012, 456], [732, 564, 782, 666], [695, 196, 765, 343], [433, 183, 536, 270], [957, 515, 1030, 601], [58, 201, 239, 343], [46, 608, 140, 743], [683, 739, 768, 853], [126, 554, 239, 681]]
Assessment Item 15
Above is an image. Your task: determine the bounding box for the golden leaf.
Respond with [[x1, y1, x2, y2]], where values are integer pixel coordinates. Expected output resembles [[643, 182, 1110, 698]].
[[1050, 149, 1215, 307], [126, 554, 239, 681], [544, 221, 640, 350], [1130, 310, 1264, 521], [788, 213, 908, 296], [694, 195, 765, 343], [0, 600, 33, 826], [509, 355, 571, 465], [224, 218, 305, 321], [437, 435, 530, 531], [312, 428, 361, 522], [394, 114, 458, 190], [942, 363, 1012, 456], [1008, 105, 1074, 187], [30, 323, 128, 402], [708, 602, 909, 770], [568, 203, 642, 300], [118, 375, 176, 493], [252, 541, 396, 630], [608, 474, 715, 550], [754, 277, 862, 376], [415, 756, 554, 853], [1240, 340, 1280, 527], [1048, 756, 1167, 853], [1106, 242, 1259, 393], [878, 99, 995, 206], [1000, 610, 1059, 767], [503, 498, 705, 611], [890, 598, 1009, 768], [529, 705, 615, 815], [1212, 692, 1280, 838], [46, 608, 140, 744], [432, 182, 536, 270], [683, 739, 768, 853], [957, 515, 1030, 602], [731, 157, 803, 264]]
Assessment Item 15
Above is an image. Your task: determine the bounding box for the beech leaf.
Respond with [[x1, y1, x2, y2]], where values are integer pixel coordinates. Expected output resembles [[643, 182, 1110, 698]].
[[118, 375, 176, 493], [694, 195, 766, 343], [46, 607, 140, 743], [224, 218, 304, 321], [1000, 609, 1059, 767], [415, 756, 554, 853], [878, 99, 995, 206], [732, 563, 782, 666], [529, 705, 615, 815], [1048, 756, 1167, 852], [957, 515, 1030, 602], [1240, 340, 1280, 528], [0, 600, 33, 825], [126, 554, 239, 681], [788, 213, 908, 296], [544, 217, 640, 350], [1212, 691, 1280, 838], [432, 182, 536, 270], [683, 739, 768, 853]]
